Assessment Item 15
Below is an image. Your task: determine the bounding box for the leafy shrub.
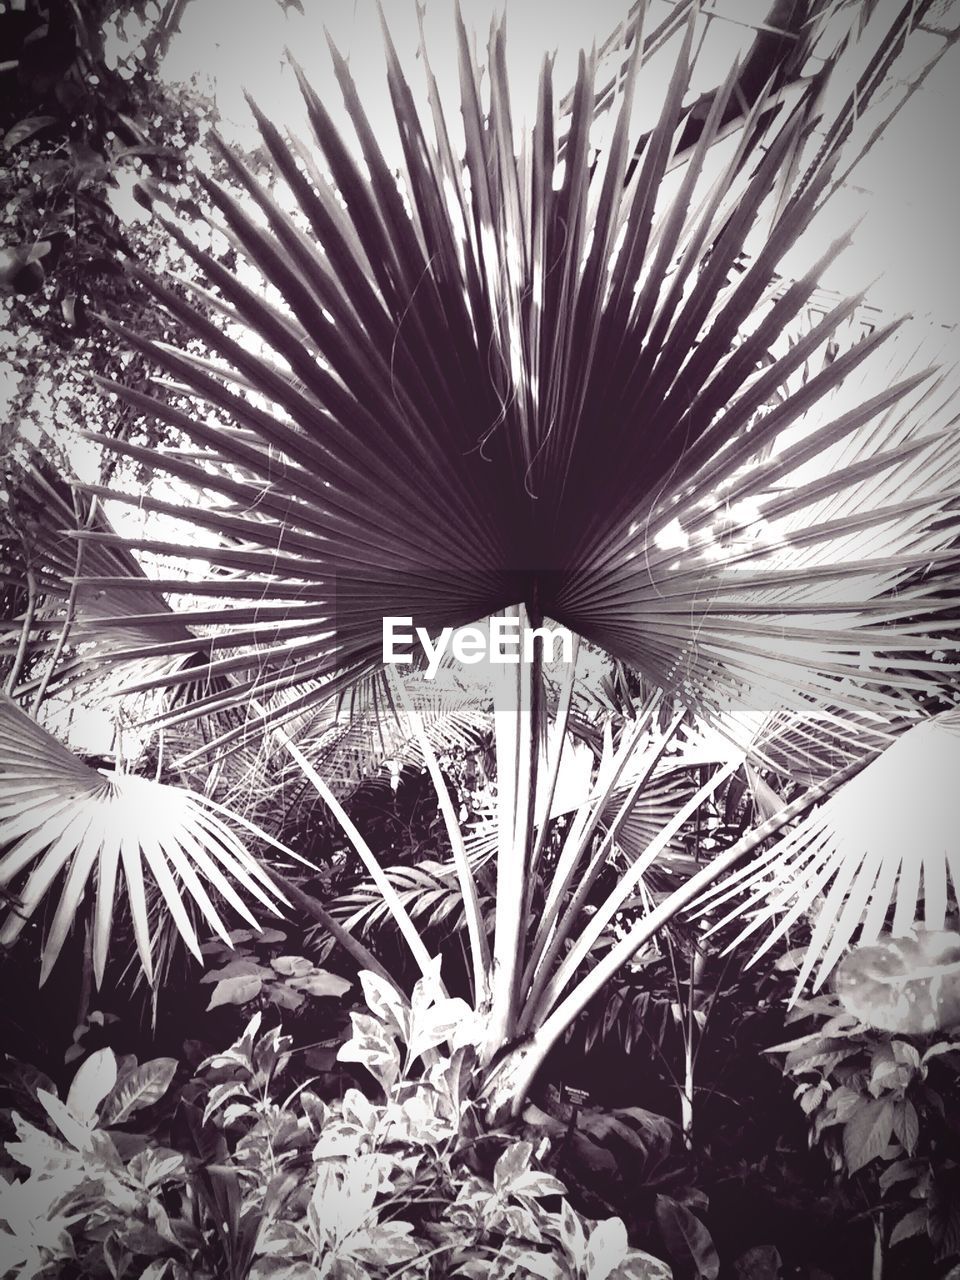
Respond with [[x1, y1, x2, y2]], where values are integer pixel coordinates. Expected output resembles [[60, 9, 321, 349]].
[[0, 962, 674, 1279], [0, 1048, 189, 1278], [242, 964, 672, 1278], [198, 928, 351, 1015], [770, 989, 960, 1270]]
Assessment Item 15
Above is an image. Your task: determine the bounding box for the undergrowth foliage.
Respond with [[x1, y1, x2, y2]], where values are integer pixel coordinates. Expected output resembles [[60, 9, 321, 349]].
[[772, 991, 960, 1268], [0, 964, 674, 1280]]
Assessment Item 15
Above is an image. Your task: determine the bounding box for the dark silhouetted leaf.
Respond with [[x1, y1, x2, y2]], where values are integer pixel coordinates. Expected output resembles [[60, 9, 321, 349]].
[[655, 1194, 719, 1280]]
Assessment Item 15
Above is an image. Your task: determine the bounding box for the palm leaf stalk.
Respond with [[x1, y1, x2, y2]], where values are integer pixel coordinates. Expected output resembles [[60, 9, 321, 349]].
[[386, 664, 491, 1006], [483, 744, 872, 1113], [266, 712, 437, 982], [50, 4, 960, 1111]]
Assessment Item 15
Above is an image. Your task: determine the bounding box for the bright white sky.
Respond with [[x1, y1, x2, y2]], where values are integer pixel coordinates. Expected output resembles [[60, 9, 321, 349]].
[[155, 0, 960, 338]]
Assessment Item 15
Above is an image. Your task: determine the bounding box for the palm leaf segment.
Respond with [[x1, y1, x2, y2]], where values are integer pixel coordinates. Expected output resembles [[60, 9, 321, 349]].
[[0, 464, 198, 701], [84, 6, 958, 747], [0, 696, 291, 985], [692, 706, 960, 996]]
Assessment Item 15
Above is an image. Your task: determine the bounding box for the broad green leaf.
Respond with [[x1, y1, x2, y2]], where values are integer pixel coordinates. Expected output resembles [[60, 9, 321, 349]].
[[508, 1252, 563, 1279], [585, 1217, 629, 1280], [892, 1099, 920, 1156], [655, 1195, 719, 1280], [3, 115, 58, 148], [65, 1047, 117, 1124], [207, 975, 264, 1009], [879, 1158, 923, 1194], [100, 1058, 178, 1126], [270, 955, 314, 977], [560, 1199, 587, 1268], [269, 986, 305, 1011], [889, 1207, 927, 1248], [615, 1247, 673, 1280], [358, 969, 411, 1040], [407, 995, 475, 1060], [493, 1140, 534, 1193], [506, 1170, 567, 1200], [337, 1012, 401, 1091], [843, 1096, 896, 1174], [37, 1088, 93, 1152], [289, 970, 352, 998]]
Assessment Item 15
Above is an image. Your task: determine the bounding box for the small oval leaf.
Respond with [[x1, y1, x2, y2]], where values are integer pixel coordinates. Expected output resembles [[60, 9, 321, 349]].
[[207, 975, 263, 1009]]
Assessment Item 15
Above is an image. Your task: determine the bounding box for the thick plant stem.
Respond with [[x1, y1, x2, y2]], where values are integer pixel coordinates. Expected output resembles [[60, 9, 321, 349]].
[[484, 754, 867, 1117], [679, 941, 705, 1148], [540, 755, 742, 1018], [270, 719, 435, 980], [526, 637, 580, 881], [387, 666, 490, 1005], [872, 1215, 884, 1280], [681, 1041, 694, 1148], [485, 604, 541, 1060], [521, 697, 662, 1009], [265, 867, 403, 996], [522, 702, 680, 1022]]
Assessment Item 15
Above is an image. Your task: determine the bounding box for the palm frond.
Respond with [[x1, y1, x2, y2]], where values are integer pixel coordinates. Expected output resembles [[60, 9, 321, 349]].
[[691, 706, 960, 997], [0, 695, 291, 985], [73, 4, 955, 748], [329, 857, 494, 940], [0, 464, 202, 702], [277, 667, 491, 801]]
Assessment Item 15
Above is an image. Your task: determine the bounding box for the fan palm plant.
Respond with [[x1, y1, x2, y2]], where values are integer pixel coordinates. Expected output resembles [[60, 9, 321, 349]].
[[6, 3, 959, 1115]]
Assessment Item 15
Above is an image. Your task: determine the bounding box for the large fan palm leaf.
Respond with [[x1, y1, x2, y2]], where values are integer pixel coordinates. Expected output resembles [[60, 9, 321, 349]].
[[72, 5, 956, 752], [0, 466, 199, 700]]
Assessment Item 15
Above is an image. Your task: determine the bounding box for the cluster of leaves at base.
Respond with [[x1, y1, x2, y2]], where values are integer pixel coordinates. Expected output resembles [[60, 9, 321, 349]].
[[770, 991, 960, 1267], [0, 965, 674, 1279], [0, 1046, 185, 1279], [197, 927, 352, 1016], [243, 966, 671, 1279]]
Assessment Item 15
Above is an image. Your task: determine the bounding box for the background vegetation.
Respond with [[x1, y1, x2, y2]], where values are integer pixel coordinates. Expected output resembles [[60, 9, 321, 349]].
[[1, 2, 959, 1278]]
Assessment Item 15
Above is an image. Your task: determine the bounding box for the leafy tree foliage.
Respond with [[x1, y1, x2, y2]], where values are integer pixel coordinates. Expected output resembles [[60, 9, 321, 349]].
[[0, 0, 221, 481]]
